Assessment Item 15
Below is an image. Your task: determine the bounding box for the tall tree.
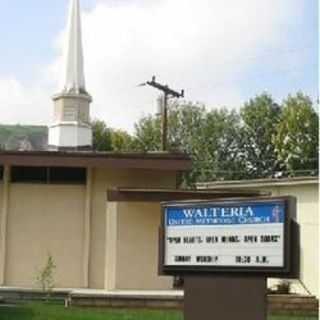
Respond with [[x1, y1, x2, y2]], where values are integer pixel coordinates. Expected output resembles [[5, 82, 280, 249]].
[[167, 101, 207, 186], [240, 93, 282, 178], [132, 101, 244, 186], [273, 93, 319, 176], [111, 129, 134, 152], [204, 108, 245, 181], [92, 120, 135, 152], [92, 91, 318, 184], [132, 101, 207, 186], [132, 116, 161, 152], [92, 119, 113, 151]]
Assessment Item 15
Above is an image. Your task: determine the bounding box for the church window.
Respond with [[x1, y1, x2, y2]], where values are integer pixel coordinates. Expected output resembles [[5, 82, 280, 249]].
[[11, 166, 86, 184], [49, 167, 86, 184], [11, 166, 47, 183]]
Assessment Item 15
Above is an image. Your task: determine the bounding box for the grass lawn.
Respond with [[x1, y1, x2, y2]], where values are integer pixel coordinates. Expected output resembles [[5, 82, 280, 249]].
[[0, 303, 317, 320]]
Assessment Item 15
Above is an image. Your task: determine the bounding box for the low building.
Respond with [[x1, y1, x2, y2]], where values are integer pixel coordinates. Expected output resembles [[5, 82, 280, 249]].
[[0, 151, 191, 290], [198, 177, 319, 297], [1, 0, 317, 302], [0, 0, 255, 293], [0, 151, 263, 291]]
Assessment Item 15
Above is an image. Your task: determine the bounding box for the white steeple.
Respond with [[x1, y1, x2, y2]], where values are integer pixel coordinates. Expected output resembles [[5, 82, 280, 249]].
[[63, 0, 86, 94], [48, 0, 92, 150]]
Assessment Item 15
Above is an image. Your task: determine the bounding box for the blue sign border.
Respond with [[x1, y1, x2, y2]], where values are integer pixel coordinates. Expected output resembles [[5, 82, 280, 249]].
[[165, 201, 285, 227]]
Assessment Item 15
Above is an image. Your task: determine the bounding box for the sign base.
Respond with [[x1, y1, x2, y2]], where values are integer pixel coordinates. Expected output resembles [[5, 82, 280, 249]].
[[184, 275, 267, 320]]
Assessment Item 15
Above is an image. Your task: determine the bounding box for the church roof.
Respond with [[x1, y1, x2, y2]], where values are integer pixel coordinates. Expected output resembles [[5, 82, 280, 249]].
[[107, 188, 266, 202], [0, 125, 191, 171], [0, 150, 191, 171]]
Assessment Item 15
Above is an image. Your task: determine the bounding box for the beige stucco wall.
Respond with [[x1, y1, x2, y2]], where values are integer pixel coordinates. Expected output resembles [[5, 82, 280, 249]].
[[5, 184, 86, 288], [0, 184, 3, 267], [113, 202, 172, 290], [0, 184, 3, 204], [0, 167, 177, 290], [90, 168, 176, 289], [1, 169, 318, 295], [0, 184, 3, 216]]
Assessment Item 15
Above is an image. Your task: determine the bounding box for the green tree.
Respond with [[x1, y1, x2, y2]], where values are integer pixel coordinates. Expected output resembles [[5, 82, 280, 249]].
[[167, 101, 207, 186], [273, 93, 319, 176], [203, 108, 245, 181], [132, 101, 244, 186], [111, 129, 134, 152], [132, 101, 207, 185], [92, 119, 136, 152], [92, 119, 113, 151], [36, 254, 56, 300], [92, 91, 318, 184], [133, 115, 162, 152], [240, 93, 282, 178], [168, 102, 245, 184]]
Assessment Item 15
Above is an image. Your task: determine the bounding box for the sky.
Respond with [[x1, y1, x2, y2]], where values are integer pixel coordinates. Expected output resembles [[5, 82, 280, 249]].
[[0, 0, 318, 132]]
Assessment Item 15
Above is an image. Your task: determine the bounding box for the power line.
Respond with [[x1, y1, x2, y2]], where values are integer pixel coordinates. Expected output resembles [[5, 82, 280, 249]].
[[140, 76, 184, 151]]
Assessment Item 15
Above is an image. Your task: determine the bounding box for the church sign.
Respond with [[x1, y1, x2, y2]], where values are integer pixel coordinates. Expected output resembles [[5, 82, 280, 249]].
[[160, 197, 291, 275]]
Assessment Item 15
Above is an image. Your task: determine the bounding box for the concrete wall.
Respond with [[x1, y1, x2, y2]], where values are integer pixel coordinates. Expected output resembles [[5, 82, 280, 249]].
[[5, 184, 86, 288]]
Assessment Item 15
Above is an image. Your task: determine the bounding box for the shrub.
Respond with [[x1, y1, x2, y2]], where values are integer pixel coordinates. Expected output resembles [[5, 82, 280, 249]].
[[36, 254, 56, 300]]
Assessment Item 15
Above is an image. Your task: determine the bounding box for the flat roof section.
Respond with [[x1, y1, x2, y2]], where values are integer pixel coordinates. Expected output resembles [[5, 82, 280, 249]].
[[197, 176, 319, 189], [0, 151, 192, 171], [107, 188, 268, 202]]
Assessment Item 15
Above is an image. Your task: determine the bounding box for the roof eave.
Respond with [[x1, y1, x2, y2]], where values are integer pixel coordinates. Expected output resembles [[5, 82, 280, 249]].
[[0, 150, 192, 171], [197, 176, 319, 189]]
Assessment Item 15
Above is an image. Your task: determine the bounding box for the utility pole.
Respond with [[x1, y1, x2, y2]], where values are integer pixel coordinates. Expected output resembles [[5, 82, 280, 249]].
[[140, 76, 184, 151]]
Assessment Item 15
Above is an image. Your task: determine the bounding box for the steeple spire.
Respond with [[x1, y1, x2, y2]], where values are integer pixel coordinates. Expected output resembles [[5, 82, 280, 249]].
[[48, 0, 92, 150], [63, 0, 86, 94]]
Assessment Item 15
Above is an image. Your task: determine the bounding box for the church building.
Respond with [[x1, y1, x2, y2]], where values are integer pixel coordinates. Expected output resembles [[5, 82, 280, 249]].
[[0, 0, 255, 291], [0, 0, 188, 291], [1, 1, 317, 305]]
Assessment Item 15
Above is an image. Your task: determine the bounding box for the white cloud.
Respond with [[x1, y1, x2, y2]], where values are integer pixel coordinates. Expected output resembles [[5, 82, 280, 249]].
[[0, 0, 303, 132], [0, 76, 52, 125]]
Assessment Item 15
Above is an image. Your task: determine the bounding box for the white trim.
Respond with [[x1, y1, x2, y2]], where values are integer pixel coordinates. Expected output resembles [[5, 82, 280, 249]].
[[48, 123, 92, 148]]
